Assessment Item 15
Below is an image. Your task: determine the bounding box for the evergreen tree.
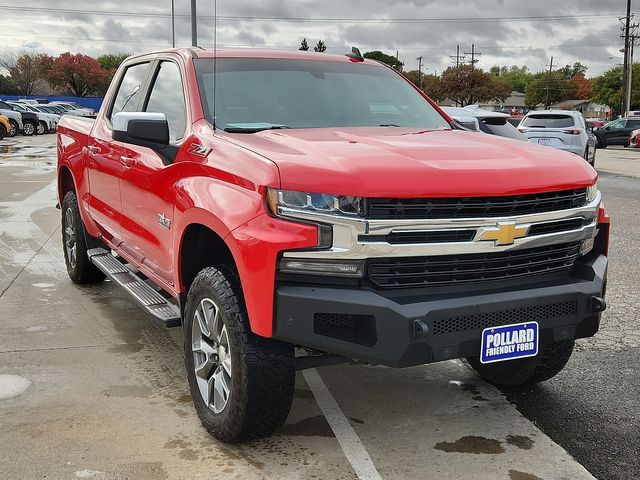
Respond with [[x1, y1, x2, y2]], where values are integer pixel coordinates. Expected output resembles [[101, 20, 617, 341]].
[[314, 40, 327, 53], [299, 38, 309, 51]]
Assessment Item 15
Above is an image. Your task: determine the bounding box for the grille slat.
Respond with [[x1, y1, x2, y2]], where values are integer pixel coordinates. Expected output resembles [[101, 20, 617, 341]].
[[368, 189, 587, 220], [432, 301, 578, 335], [367, 242, 581, 288]]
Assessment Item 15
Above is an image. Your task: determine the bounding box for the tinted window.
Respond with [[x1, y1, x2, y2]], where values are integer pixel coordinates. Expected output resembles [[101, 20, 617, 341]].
[[110, 62, 150, 120], [145, 61, 187, 141], [478, 117, 526, 140], [626, 119, 640, 128], [0, 101, 13, 110], [195, 58, 450, 131], [607, 119, 626, 130], [521, 114, 575, 128]]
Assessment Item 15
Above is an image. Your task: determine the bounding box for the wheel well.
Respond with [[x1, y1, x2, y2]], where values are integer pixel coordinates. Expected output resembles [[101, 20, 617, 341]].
[[59, 166, 75, 198], [180, 224, 236, 292]]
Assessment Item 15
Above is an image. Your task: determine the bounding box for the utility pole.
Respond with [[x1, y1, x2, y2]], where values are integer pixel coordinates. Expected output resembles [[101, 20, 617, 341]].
[[545, 56, 554, 110], [191, 0, 198, 47], [171, 0, 175, 48], [621, 0, 632, 117], [626, 25, 638, 116], [416, 56, 424, 88], [449, 44, 465, 67], [465, 44, 481, 68]]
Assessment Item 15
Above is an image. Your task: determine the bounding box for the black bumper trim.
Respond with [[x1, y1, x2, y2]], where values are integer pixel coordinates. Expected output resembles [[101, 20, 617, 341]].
[[273, 254, 607, 368]]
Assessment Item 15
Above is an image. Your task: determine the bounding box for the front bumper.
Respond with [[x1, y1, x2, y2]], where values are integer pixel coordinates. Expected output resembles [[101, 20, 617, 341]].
[[273, 252, 607, 367]]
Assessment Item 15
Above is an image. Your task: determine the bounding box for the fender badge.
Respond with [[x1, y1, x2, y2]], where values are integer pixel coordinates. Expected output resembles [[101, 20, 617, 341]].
[[158, 213, 172, 230], [188, 144, 212, 157]]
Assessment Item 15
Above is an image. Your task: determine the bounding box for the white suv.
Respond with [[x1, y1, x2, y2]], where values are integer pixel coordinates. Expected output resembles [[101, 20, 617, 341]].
[[518, 110, 596, 165]]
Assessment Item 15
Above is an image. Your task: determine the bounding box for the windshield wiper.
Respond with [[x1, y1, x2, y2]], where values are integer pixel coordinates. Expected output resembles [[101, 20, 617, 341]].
[[379, 123, 403, 127], [223, 123, 290, 133]]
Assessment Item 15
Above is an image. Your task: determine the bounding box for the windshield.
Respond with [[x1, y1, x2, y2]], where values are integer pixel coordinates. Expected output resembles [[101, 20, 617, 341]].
[[521, 114, 575, 128], [195, 58, 450, 132]]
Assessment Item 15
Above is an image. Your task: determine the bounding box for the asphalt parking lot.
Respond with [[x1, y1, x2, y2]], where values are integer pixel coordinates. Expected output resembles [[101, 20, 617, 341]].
[[0, 135, 637, 480]]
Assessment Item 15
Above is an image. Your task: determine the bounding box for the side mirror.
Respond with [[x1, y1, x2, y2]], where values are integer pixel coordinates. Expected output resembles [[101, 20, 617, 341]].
[[113, 112, 169, 150]]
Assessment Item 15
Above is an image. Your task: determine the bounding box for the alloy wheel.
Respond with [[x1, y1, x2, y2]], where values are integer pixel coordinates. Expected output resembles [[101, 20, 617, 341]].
[[64, 208, 77, 268], [23, 123, 34, 135], [192, 297, 232, 414]]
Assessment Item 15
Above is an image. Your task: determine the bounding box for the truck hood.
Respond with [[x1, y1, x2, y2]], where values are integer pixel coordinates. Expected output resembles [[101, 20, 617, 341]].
[[223, 127, 597, 197]]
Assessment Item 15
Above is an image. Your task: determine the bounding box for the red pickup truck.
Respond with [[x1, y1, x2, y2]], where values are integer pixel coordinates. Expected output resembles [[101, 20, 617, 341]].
[[57, 48, 609, 443]]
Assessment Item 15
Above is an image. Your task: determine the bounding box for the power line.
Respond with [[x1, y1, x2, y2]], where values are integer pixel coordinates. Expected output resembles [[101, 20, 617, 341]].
[[0, 5, 623, 23]]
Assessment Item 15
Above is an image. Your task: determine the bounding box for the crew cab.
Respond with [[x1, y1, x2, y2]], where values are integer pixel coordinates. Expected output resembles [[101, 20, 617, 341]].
[[57, 48, 609, 443]]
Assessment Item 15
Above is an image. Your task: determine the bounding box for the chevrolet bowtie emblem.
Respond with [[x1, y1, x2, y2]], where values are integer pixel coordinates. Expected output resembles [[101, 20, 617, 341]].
[[477, 221, 529, 246]]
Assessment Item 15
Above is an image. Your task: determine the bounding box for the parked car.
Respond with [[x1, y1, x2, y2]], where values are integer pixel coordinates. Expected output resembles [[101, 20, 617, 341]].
[[585, 118, 605, 130], [0, 101, 23, 137], [50, 101, 94, 116], [591, 117, 640, 148], [0, 99, 37, 136], [629, 128, 640, 147], [518, 110, 596, 165], [442, 106, 526, 141], [57, 48, 608, 443], [506, 117, 522, 127], [7, 101, 55, 134], [0, 114, 10, 140]]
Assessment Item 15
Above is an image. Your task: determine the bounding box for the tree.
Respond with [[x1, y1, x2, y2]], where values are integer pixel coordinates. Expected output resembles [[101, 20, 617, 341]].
[[0, 51, 52, 96], [570, 73, 593, 100], [524, 72, 577, 107], [404, 71, 445, 101], [47, 53, 109, 97], [0, 74, 17, 94], [440, 64, 511, 106], [363, 50, 403, 70], [490, 65, 533, 93], [592, 66, 623, 110], [97, 53, 129, 72], [314, 40, 327, 53], [299, 38, 309, 51]]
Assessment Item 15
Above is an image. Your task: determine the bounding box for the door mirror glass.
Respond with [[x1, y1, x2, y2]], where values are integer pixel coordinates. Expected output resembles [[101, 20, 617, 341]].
[[112, 112, 169, 149]]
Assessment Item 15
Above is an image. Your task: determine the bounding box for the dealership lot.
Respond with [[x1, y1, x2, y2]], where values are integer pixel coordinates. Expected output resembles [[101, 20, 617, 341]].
[[0, 136, 637, 480]]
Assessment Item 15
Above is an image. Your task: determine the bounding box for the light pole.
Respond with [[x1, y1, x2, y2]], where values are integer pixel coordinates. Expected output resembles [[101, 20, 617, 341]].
[[191, 0, 198, 47], [171, 0, 175, 48]]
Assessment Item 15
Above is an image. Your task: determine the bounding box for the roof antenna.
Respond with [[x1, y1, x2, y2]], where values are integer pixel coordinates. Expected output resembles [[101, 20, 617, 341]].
[[345, 47, 364, 62]]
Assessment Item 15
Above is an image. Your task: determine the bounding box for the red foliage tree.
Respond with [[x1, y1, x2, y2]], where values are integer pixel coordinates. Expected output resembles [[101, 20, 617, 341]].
[[570, 73, 593, 100], [46, 53, 109, 97]]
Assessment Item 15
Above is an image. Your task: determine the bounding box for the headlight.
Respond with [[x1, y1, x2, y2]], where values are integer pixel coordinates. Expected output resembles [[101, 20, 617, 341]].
[[586, 182, 598, 203], [266, 188, 364, 217]]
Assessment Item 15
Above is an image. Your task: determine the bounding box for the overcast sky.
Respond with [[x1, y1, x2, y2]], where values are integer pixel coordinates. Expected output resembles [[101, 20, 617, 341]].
[[0, 0, 631, 77]]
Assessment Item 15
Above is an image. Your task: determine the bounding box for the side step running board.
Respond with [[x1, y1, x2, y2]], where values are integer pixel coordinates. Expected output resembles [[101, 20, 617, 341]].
[[87, 248, 181, 327]]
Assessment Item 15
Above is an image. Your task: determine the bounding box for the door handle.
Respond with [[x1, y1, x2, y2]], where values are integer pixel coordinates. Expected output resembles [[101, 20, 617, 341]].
[[87, 145, 100, 154], [120, 156, 136, 168]]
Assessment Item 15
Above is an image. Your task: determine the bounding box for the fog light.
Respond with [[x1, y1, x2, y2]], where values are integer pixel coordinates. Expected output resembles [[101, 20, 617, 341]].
[[580, 237, 595, 256], [279, 259, 364, 278]]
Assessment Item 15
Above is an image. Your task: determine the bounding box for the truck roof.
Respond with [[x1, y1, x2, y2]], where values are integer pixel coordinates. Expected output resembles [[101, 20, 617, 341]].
[[126, 47, 380, 65]]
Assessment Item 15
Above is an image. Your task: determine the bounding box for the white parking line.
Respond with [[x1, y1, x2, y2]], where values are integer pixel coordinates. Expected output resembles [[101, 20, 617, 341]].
[[302, 368, 383, 480]]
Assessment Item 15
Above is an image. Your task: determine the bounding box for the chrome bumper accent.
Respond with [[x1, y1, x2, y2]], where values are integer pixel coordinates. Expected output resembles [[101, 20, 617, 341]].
[[280, 192, 601, 260]]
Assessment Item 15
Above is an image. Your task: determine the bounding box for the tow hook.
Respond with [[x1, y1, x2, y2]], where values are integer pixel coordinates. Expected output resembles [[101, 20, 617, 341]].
[[590, 296, 607, 313], [412, 319, 429, 339]]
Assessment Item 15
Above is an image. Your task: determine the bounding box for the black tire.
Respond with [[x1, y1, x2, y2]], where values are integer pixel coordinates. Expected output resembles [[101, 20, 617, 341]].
[[22, 120, 36, 136], [8, 119, 18, 137], [61, 191, 106, 284], [0, 123, 5, 140], [466, 340, 575, 388], [596, 136, 606, 149], [184, 266, 295, 443], [37, 121, 46, 135]]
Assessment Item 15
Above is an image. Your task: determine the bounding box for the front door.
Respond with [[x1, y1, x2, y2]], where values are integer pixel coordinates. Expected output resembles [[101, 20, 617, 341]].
[[86, 61, 151, 245], [120, 60, 188, 285]]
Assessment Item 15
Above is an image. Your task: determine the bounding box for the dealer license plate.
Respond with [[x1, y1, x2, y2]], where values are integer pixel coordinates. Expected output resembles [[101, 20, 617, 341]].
[[537, 138, 551, 145], [480, 322, 539, 364]]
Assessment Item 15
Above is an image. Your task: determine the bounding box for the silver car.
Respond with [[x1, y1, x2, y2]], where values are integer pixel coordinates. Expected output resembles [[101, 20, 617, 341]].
[[517, 110, 596, 166]]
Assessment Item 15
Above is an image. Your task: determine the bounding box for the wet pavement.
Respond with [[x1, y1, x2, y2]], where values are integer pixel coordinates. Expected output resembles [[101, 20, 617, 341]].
[[0, 134, 629, 480]]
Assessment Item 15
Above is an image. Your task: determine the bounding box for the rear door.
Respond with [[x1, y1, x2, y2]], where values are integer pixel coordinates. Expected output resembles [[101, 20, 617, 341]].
[[602, 119, 626, 145], [119, 59, 188, 283], [87, 61, 152, 245]]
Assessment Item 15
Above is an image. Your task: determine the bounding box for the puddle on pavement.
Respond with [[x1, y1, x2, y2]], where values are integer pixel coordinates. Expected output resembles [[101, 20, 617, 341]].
[[434, 435, 505, 454], [506, 434, 535, 450], [0, 374, 31, 400], [509, 470, 543, 480], [277, 415, 334, 438]]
